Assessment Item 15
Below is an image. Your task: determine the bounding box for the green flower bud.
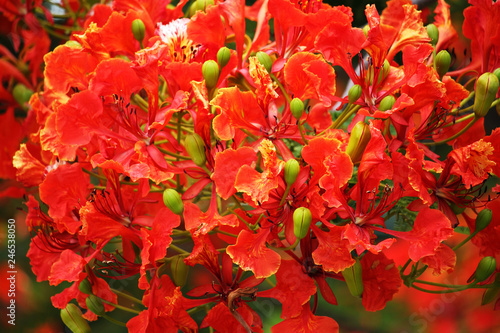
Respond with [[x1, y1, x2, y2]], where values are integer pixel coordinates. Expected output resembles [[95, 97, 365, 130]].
[[185, 133, 206, 167], [342, 259, 364, 297], [65, 40, 82, 48], [293, 207, 312, 240], [12, 83, 33, 107], [473, 72, 499, 118], [187, 1, 198, 17], [470, 256, 496, 284], [86, 294, 105, 316], [202, 60, 220, 89], [381, 59, 391, 83], [493, 68, 500, 81], [217, 47, 231, 69], [284, 159, 300, 186], [482, 273, 500, 305], [426, 24, 439, 46], [131, 19, 146, 44], [449, 202, 466, 215], [362, 24, 370, 37], [78, 279, 92, 295], [163, 189, 184, 215], [346, 121, 371, 164], [60, 303, 91, 333], [348, 84, 362, 104], [378, 95, 396, 111], [366, 59, 390, 86], [475, 208, 493, 232], [196, 0, 214, 12], [256, 51, 273, 73], [290, 98, 304, 120], [170, 255, 189, 287], [435, 50, 451, 79]]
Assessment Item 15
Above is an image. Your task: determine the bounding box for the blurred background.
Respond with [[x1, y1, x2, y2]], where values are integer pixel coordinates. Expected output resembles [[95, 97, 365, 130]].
[[2, 0, 500, 332]]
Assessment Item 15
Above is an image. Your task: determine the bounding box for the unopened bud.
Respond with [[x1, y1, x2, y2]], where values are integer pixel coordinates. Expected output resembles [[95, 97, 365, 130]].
[[426, 24, 439, 46], [187, 1, 198, 16], [86, 294, 105, 316], [217, 47, 231, 69], [435, 50, 451, 79], [450, 202, 465, 215], [202, 60, 220, 89], [163, 189, 184, 215], [196, 0, 214, 12], [170, 255, 189, 287], [61, 303, 91, 333], [473, 72, 499, 118], [362, 24, 370, 36], [131, 19, 146, 44], [493, 68, 500, 81], [12, 83, 33, 107], [346, 122, 371, 164], [342, 259, 364, 297], [293, 207, 312, 240], [366, 59, 390, 86], [256, 51, 273, 73], [469, 256, 496, 284], [482, 273, 500, 305], [78, 279, 92, 295], [348, 84, 362, 104], [284, 159, 300, 186], [65, 40, 81, 48], [185, 133, 206, 167], [290, 98, 304, 120], [475, 208, 493, 232], [378, 95, 396, 111]]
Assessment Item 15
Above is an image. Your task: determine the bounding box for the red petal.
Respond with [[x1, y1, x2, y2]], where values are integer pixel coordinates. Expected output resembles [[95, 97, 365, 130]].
[[235, 139, 284, 204], [43, 45, 100, 94], [226, 228, 281, 278], [271, 304, 339, 333], [407, 207, 453, 262], [315, 19, 365, 79], [80, 202, 141, 246], [0, 108, 24, 179], [211, 87, 267, 140], [202, 302, 261, 333], [48, 250, 85, 286], [449, 139, 495, 189], [258, 260, 316, 319], [311, 225, 355, 273], [212, 147, 257, 200], [421, 244, 456, 275], [184, 202, 239, 236], [361, 251, 402, 311], [314, 275, 337, 306], [187, 5, 225, 52], [284, 52, 336, 107], [39, 163, 90, 233], [468, 199, 500, 257], [12, 143, 46, 187], [55, 90, 103, 146], [89, 58, 143, 99]]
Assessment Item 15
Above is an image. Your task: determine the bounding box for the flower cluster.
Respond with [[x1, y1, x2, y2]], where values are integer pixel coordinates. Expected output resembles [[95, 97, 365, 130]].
[[2, 0, 500, 332]]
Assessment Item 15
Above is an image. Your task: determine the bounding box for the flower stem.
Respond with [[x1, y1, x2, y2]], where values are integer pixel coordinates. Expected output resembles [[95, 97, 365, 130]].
[[110, 288, 143, 305]]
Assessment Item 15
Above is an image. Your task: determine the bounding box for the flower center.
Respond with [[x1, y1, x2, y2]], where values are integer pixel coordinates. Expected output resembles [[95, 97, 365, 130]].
[[157, 19, 200, 62]]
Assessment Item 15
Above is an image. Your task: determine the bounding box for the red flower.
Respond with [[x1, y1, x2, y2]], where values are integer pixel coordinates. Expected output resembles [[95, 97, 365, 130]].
[[270, 303, 339, 333], [184, 236, 264, 332], [360, 251, 402, 311], [258, 259, 316, 319]]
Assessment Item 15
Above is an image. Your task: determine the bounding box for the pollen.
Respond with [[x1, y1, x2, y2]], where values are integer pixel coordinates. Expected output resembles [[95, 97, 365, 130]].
[[292, 0, 322, 13], [157, 19, 199, 63]]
